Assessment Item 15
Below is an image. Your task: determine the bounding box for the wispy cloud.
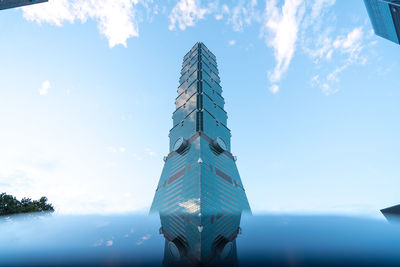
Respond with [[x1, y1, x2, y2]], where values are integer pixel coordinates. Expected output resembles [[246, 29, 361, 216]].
[[92, 239, 104, 247], [22, 0, 370, 95], [107, 146, 126, 153], [261, 0, 305, 92], [39, 80, 51, 96], [333, 27, 364, 61], [168, 0, 208, 31], [124, 228, 135, 238], [307, 0, 336, 27], [308, 26, 368, 95], [311, 74, 338, 96], [145, 148, 156, 157], [229, 0, 260, 32], [269, 84, 279, 94], [136, 234, 151, 245], [91, 239, 113, 247], [215, 4, 229, 20], [132, 153, 143, 161]]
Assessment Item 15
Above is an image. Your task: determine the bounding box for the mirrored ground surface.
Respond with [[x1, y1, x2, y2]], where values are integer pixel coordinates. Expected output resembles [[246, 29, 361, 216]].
[[1, 213, 400, 266]]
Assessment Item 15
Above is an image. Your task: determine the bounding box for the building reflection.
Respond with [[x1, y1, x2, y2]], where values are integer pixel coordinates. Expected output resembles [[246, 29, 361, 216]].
[[159, 212, 242, 266]]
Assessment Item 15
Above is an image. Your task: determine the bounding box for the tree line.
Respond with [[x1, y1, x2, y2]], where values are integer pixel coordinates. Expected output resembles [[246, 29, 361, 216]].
[[0, 193, 54, 216]]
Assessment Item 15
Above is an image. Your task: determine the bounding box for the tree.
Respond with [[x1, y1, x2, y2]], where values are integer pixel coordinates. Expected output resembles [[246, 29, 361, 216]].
[[0, 193, 54, 216]]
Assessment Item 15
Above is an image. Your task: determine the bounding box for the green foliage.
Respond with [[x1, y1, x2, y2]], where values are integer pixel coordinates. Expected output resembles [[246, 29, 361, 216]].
[[0, 193, 54, 216]]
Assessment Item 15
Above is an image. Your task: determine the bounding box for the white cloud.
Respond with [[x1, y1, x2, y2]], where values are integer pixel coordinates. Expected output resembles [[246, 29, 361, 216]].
[[132, 153, 143, 161], [300, 0, 336, 39], [310, 73, 338, 96], [107, 146, 126, 153], [333, 27, 364, 58], [311, 69, 339, 96], [326, 64, 347, 82], [167, 0, 261, 32], [136, 234, 151, 245], [39, 80, 51, 96], [145, 148, 156, 157], [311, 75, 319, 84], [229, 0, 260, 32], [321, 82, 338, 96], [326, 49, 333, 60], [297, 0, 374, 96], [305, 33, 334, 63], [22, 0, 75, 26], [228, 40, 236, 46], [215, 4, 229, 21], [269, 84, 279, 94], [92, 239, 104, 247], [22, 0, 140, 48], [308, 27, 367, 95], [168, 0, 208, 31], [261, 0, 305, 84], [310, 0, 336, 23]]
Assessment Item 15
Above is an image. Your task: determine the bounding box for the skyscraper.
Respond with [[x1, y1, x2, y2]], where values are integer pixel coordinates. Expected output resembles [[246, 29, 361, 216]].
[[151, 42, 250, 265], [364, 0, 400, 44], [0, 0, 47, 10]]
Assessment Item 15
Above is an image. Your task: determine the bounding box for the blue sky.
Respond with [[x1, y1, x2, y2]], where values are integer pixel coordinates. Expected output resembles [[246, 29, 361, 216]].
[[0, 0, 399, 217]]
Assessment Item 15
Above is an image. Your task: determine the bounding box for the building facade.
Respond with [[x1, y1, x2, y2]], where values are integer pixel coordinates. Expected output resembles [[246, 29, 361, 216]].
[[151, 42, 250, 265], [364, 0, 400, 44]]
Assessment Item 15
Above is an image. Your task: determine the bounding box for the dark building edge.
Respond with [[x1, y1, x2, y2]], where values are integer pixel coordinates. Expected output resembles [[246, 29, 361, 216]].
[[381, 204, 400, 222], [0, 0, 48, 10], [389, 2, 400, 43]]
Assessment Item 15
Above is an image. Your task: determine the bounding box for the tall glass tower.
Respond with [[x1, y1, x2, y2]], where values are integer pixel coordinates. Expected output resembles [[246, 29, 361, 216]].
[[151, 42, 250, 265], [364, 0, 400, 44], [0, 0, 48, 10]]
